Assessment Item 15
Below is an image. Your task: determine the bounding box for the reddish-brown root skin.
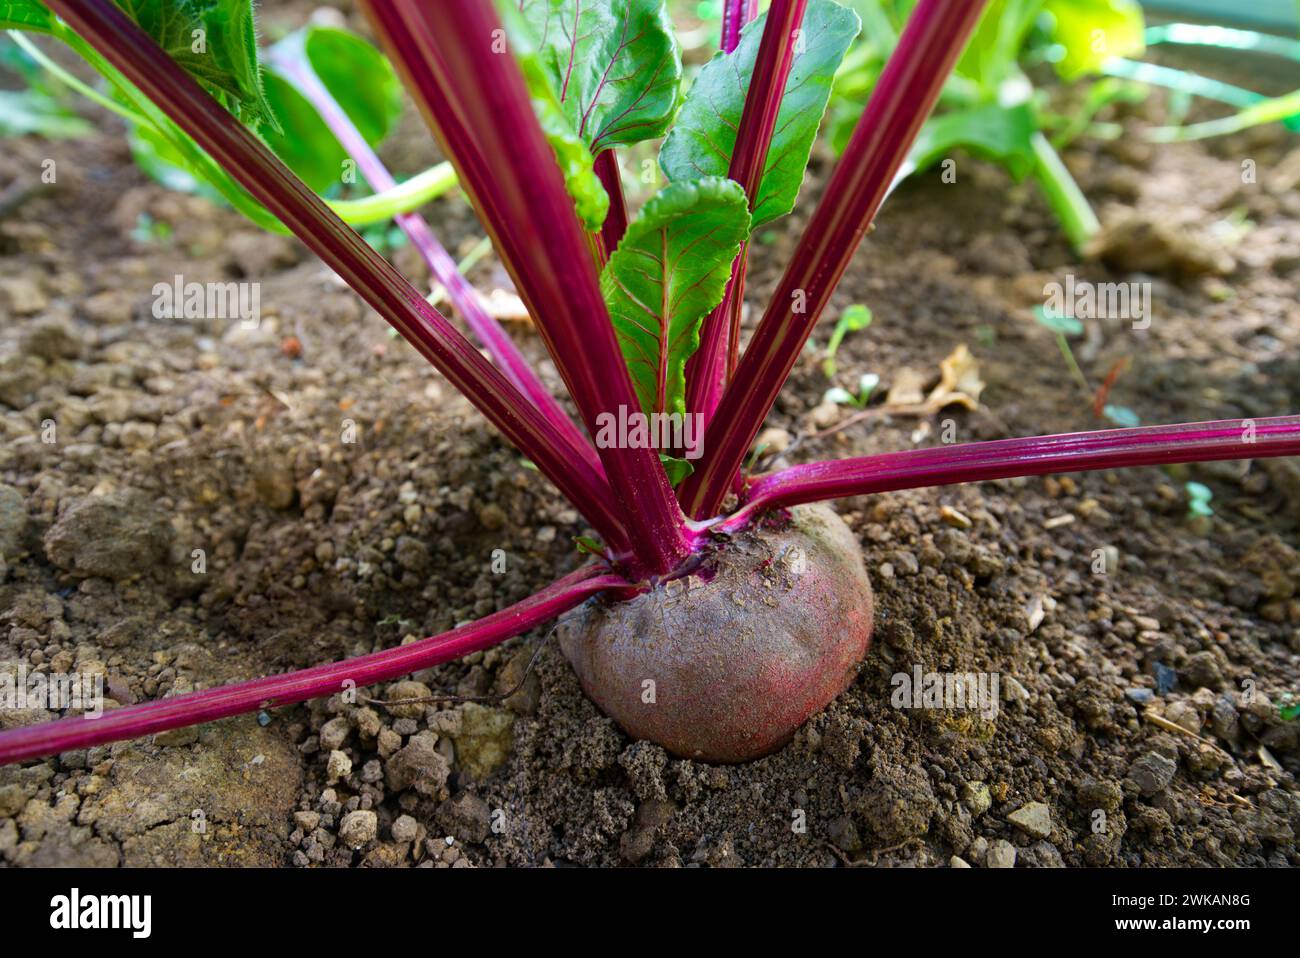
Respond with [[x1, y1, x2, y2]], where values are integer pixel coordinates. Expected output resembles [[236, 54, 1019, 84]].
[[559, 504, 873, 763]]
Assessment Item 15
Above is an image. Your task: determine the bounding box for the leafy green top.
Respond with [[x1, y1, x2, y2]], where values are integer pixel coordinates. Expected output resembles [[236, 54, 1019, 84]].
[[261, 26, 403, 193], [115, 0, 279, 130], [502, 3, 612, 230], [660, 0, 859, 228], [601, 177, 750, 417], [517, 0, 681, 155], [0, 0, 55, 32]]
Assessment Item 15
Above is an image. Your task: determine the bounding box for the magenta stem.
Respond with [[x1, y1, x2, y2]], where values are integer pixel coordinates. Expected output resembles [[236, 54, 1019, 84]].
[[686, 0, 806, 431], [721, 0, 760, 53], [46, 0, 631, 553], [272, 52, 602, 479], [594, 150, 629, 255], [0, 566, 626, 766], [684, 258, 742, 428], [362, 0, 690, 576], [726, 0, 808, 213], [726, 254, 749, 380], [679, 0, 989, 520], [719, 417, 1300, 531]]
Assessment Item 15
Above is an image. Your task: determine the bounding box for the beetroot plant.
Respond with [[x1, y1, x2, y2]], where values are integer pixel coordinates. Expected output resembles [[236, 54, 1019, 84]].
[[3, 0, 1300, 766]]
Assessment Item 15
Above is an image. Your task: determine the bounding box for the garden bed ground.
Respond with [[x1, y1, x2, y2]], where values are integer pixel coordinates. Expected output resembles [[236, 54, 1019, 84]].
[[1, 8, 1299, 867]]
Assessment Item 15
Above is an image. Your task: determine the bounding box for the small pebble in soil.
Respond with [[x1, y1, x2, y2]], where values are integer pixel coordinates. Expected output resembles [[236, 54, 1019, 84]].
[[828, 815, 863, 854], [1210, 697, 1239, 741], [377, 728, 401, 758], [1002, 676, 1031, 708], [154, 726, 198, 748], [986, 840, 1017, 869], [1153, 663, 1178, 695], [43, 490, 173, 580], [338, 810, 377, 849], [1127, 751, 1178, 798], [384, 681, 432, 719], [1182, 651, 1224, 691], [294, 811, 321, 831], [435, 791, 492, 844], [756, 427, 791, 456], [385, 731, 449, 797], [1007, 802, 1053, 840], [319, 717, 350, 751], [391, 814, 419, 844], [962, 781, 992, 817], [0, 784, 29, 818], [1164, 701, 1203, 736], [326, 750, 352, 784], [939, 505, 972, 529], [891, 551, 920, 577], [0, 484, 28, 559], [1077, 778, 1123, 812], [392, 718, 419, 737], [859, 763, 937, 843]]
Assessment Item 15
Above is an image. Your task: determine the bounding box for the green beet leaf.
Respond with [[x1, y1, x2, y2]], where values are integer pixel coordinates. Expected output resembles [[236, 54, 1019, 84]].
[[516, 0, 681, 154], [601, 177, 750, 418], [499, 1, 611, 230], [659, 454, 694, 486], [660, 0, 859, 228], [907, 100, 1038, 181], [296, 27, 401, 146], [114, 0, 279, 131], [0, 0, 56, 32], [534, 91, 611, 231], [954, 0, 1043, 94], [263, 26, 403, 194], [1043, 0, 1144, 80], [258, 73, 343, 194]]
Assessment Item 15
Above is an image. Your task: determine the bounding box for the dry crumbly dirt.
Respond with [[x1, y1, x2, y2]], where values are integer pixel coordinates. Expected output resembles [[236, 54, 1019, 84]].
[[2, 7, 1300, 867]]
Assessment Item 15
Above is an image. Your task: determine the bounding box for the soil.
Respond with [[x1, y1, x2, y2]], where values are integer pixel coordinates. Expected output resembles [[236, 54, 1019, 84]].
[[2, 7, 1300, 868]]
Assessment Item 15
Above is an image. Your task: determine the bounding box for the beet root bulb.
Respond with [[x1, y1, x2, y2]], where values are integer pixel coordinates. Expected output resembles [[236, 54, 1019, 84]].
[[559, 504, 873, 763]]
